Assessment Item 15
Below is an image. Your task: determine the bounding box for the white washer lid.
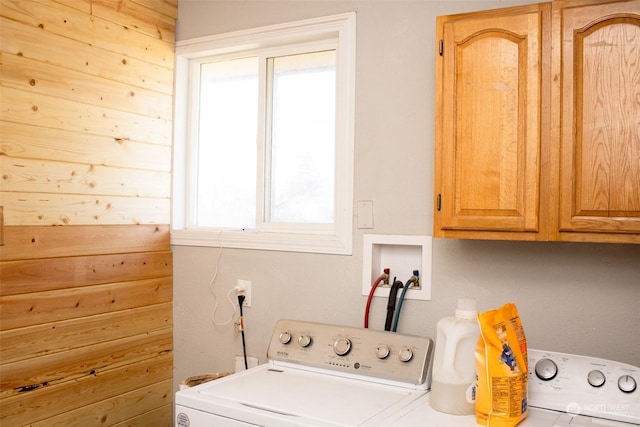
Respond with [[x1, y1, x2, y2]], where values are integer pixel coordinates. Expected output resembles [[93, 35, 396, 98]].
[[177, 364, 426, 426]]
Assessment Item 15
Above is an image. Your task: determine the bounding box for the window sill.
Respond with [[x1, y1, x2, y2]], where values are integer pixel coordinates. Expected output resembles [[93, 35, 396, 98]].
[[171, 228, 352, 255]]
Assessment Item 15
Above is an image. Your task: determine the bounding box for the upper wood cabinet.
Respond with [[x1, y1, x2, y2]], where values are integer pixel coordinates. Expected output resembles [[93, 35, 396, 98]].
[[556, 0, 640, 243], [434, 0, 640, 244], [434, 3, 550, 241]]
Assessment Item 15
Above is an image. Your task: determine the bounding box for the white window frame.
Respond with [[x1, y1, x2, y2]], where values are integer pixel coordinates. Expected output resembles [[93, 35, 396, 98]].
[[172, 13, 356, 255]]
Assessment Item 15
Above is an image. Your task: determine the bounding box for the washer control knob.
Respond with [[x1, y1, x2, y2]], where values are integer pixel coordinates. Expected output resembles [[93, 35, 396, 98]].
[[587, 369, 606, 388], [376, 345, 390, 359], [333, 338, 352, 356], [534, 358, 558, 381], [618, 375, 637, 393], [398, 348, 413, 362], [298, 335, 312, 348], [279, 331, 292, 345]]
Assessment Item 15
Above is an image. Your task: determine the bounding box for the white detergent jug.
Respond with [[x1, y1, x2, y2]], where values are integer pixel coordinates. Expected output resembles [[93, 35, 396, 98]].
[[429, 298, 479, 415]]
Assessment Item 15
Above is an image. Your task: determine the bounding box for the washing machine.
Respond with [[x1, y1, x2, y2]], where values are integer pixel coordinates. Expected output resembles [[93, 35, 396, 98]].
[[175, 318, 434, 426], [385, 348, 640, 426]]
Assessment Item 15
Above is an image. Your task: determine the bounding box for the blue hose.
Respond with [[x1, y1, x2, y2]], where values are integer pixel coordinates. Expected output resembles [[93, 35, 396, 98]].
[[391, 271, 419, 332]]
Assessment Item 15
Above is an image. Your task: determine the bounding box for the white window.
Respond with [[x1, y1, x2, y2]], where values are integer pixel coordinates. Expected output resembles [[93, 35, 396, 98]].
[[172, 13, 356, 254]]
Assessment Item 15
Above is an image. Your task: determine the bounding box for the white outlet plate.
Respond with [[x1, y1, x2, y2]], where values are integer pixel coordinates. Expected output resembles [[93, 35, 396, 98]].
[[235, 355, 259, 372], [236, 279, 251, 307]]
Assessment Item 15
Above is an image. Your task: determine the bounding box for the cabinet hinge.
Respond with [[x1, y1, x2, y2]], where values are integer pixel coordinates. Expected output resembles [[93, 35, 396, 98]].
[[437, 194, 442, 211], [439, 39, 443, 56]]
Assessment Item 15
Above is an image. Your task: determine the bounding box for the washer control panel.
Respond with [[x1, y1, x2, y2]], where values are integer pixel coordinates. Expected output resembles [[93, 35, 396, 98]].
[[267, 319, 434, 389], [528, 349, 639, 424]]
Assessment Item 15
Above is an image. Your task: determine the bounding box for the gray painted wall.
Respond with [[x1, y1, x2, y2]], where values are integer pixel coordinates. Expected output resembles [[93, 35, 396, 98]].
[[173, 0, 640, 391]]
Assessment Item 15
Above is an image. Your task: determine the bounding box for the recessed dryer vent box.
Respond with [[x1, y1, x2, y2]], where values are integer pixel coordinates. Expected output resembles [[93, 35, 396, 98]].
[[362, 234, 432, 301]]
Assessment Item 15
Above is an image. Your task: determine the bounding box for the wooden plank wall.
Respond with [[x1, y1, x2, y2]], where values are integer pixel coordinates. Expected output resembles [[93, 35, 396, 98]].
[[0, 0, 177, 425]]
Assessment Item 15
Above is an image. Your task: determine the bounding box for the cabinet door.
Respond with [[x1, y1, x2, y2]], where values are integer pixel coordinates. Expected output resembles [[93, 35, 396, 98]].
[[434, 4, 549, 238], [558, 1, 640, 241]]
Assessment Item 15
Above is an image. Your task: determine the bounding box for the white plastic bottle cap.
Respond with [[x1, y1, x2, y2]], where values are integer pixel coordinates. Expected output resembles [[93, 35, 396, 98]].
[[455, 298, 477, 319]]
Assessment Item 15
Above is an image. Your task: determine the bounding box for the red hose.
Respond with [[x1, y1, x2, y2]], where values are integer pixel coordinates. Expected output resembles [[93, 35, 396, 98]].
[[364, 269, 389, 328]]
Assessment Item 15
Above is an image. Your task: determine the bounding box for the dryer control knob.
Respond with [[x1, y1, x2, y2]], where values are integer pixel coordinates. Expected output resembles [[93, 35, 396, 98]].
[[534, 358, 558, 381], [587, 369, 606, 388], [398, 348, 413, 362], [333, 338, 352, 356], [298, 335, 312, 348], [618, 375, 637, 393], [279, 331, 292, 345], [376, 345, 390, 359]]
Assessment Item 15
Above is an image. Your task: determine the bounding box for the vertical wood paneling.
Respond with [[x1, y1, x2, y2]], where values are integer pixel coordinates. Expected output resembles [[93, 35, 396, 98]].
[[0, 0, 176, 424], [91, 0, 177, 42], [29, 381, 173, 427], [0, 122, 172, 171], [0, 225, 170, 261], [0, 355, 173, 426], [51, 0, 91, 14], [0, 303, 173, 364], [0, 277, 173, 329], [0, 17, 174, 95], [0, 329, 173, 400], [0, 192, 170, 225], [1, 0, 174, 69], [0, 53, 173, 119], [0, 86, 172, 144], [1, 157, 171, 198]]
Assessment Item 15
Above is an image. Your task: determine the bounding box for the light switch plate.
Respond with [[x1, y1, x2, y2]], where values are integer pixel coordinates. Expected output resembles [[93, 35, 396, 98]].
[[357, 200, 374, 229]]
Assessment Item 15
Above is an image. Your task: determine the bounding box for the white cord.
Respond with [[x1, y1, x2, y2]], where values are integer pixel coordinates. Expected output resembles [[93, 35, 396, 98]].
[[210, 287, 238, 326], [208, 230, 238, 326]]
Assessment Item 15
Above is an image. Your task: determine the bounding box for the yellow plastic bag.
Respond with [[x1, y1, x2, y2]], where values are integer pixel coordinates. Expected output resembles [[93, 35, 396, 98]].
[[475, 302, 528, 427]]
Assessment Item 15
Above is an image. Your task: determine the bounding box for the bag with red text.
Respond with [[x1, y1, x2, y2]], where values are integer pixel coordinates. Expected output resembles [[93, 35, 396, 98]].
[[475, 302, 528, 427]]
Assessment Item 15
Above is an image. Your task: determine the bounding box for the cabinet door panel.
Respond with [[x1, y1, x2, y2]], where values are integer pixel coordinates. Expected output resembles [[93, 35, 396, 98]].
[[436, 6, 546, 235], [559, 1, 640, 235]]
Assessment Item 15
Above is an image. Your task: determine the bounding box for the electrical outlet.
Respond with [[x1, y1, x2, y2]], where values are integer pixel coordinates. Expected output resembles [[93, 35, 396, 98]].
[[235, 355, 258, 372], [236, 279, 252, 307]]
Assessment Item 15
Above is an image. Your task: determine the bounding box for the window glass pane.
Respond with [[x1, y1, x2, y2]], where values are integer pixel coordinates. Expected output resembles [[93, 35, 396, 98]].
[[267, 50, 336, 223], [196, 57, 258, 228]]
